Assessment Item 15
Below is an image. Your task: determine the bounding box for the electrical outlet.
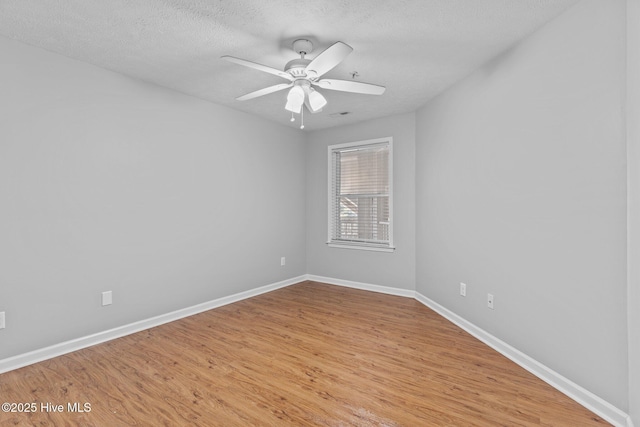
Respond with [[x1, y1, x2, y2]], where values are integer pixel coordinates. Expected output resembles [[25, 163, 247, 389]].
[[459, 282, 467, 297], [0, 311, 5, 329], [102, 291, 113, 306], [487, 293, 494, 310], [280, 257, 286, 266]]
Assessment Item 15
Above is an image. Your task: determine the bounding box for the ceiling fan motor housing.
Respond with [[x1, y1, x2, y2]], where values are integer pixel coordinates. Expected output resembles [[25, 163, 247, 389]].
[[285, 58, 312, 77]]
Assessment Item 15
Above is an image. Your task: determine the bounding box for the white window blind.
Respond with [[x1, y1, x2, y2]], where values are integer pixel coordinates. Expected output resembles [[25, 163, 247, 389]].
[[328, 138, 394, 251]]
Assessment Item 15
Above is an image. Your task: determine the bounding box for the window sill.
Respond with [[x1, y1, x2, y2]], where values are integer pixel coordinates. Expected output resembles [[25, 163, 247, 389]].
[[327, 242, 396, 253]]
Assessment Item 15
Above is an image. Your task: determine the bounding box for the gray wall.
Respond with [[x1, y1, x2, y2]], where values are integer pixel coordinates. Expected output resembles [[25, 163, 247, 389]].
[[415, 0, 628, 410], [627, 0, 640, 423], [305, 113, 416, 290], [0, 36, 307, 359]]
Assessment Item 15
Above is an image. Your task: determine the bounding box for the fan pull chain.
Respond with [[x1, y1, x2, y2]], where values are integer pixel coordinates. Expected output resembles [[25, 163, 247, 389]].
[[290, 111, 295, 122], [300, 107, 305, 130]]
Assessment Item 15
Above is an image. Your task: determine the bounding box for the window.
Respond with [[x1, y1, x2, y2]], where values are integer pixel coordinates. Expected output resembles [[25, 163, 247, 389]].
[[327, 137, 394, 252]]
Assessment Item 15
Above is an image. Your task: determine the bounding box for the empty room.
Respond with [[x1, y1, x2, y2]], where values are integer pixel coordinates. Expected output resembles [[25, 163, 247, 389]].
[[1, 0, 639, 425]]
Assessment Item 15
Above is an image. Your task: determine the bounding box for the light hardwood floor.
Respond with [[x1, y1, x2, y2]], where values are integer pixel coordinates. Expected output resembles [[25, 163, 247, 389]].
[[0, 281, 609, 426]]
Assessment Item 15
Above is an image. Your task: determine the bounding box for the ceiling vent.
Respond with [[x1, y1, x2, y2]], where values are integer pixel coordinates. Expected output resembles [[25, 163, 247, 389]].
[[329, 112, 351, 118]]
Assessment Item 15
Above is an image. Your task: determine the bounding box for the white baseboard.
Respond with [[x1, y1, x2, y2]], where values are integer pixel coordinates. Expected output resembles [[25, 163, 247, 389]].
[[303, 276, 632, 426], [414, 292, 631, 427], [304, 274, 415, 298], [1, 274, 632, 427], [0, 275, 306, 375]]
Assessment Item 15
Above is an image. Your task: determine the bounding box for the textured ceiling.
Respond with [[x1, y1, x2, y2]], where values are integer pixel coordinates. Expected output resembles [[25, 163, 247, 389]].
[[0, 0, 581, 130]]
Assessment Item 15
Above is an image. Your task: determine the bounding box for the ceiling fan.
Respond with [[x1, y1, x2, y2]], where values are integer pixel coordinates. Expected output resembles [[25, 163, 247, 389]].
[[222, 39, 385, 125]]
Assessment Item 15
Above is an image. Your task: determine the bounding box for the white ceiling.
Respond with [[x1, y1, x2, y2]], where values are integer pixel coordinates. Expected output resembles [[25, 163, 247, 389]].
[[0, 0, 581, 131]]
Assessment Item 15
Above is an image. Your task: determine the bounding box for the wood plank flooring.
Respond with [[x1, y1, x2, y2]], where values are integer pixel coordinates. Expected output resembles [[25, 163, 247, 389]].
[[0, 281, 609, 426]]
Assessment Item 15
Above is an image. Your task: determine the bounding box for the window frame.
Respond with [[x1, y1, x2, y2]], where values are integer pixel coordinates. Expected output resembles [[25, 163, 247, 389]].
[[327, 137, 395, 252]]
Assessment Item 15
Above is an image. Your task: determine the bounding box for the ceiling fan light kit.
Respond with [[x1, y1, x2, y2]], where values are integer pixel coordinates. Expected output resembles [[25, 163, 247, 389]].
[[222, 38, 386, 128], [307, 87, 327, 111], [285, 84, 305, 113]]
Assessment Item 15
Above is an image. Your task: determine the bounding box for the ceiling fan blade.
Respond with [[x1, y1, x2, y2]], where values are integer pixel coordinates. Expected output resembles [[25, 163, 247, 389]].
[[314, 79, 386, 95], [236, 83, 292, 101], [221, 56, 293, 81], [304, 42, 353, 78]]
